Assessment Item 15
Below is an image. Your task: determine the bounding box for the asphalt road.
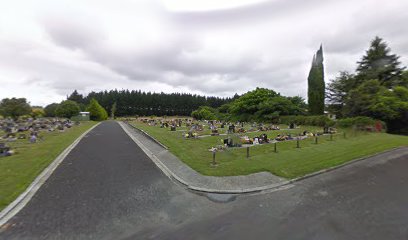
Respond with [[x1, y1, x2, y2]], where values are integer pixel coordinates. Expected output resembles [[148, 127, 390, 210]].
[[1, 121, 407, 240]]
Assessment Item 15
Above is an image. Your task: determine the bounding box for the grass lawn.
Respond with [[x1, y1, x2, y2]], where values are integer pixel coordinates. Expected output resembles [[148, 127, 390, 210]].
[[0, 121, 97, 211], [130, 121, 407, 179]]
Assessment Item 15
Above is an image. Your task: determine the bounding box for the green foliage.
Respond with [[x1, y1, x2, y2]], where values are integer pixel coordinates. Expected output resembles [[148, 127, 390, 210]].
[[369, 86, 408, 134], [0, 98, 31, 119], [326, 71, 355, 117], [327, 37, 407, 134], [308, 45, 325, 115], [111, 102, 117, 119], [191, 106, 217, 120], [31, 108, 45, 118], [344, 79, 384, 117], [55, 100, 80, 118], [67, 90, 85, 104], [342, 80, 408, 134], [356, 36, 405, 88], [44, 103, 59, 117], [86, 98, 108, 121], [401, 71, 408, 87], [279, 115, 335, 127], [73, 89, 232, 117], [336, 117, 378, 128], [227, 88, 306, 122]]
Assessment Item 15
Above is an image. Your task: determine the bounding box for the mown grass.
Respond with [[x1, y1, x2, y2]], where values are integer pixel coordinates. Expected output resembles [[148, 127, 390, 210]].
[[130, 121, 407, 179], [0, 121, 97, 211]]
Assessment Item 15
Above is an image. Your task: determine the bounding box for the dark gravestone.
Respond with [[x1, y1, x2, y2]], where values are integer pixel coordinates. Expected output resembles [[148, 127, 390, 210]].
[[228, 125, 235, 134]]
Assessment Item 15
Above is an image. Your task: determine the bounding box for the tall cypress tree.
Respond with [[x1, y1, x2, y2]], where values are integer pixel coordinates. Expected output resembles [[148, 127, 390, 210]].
[[307, 45, 325, 115]]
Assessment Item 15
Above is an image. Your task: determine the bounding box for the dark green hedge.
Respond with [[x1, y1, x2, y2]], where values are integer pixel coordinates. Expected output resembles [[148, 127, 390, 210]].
[[279, 115, 335, 127]]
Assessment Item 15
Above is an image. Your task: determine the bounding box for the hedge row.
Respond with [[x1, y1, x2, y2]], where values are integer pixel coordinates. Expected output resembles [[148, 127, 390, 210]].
[[335, 116, 380, 128], [279, 115, 381, 128], [279, 115, 335, 127]]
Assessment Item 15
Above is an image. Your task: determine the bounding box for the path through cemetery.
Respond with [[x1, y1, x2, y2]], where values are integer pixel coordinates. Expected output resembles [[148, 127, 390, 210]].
[[1, 121, 408, 240]]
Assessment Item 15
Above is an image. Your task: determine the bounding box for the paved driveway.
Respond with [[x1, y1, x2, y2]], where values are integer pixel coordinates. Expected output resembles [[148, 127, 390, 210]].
[[1, 121, 407, 240]]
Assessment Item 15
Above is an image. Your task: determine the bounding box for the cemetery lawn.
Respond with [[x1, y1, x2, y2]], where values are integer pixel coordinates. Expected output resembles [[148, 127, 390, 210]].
[[0, 121, 97, 211], [130, 121, 408, 179]]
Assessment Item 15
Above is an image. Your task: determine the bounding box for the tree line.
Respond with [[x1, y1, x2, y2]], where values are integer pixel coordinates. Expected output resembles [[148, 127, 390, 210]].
[[65, 90, 235, 117]]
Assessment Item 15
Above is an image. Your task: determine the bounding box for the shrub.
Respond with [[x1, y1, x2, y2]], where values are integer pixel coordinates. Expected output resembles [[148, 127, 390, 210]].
[[279, 115, 335, 127], [336, 116, 377, 128], [55, 100, 80, 118], [44, 103, 59, 117], [191, 106, 217, 120], [86, 98, 108, 121]]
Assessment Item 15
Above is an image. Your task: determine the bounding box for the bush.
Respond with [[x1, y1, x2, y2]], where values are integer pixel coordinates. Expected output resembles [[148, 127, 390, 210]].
[[0, 98, 31, 119], [31, 108, 45, 118], [55, 100, 80, 118], [336, 116, 377, 128], [44, 103, 59, 117], [86, 98, 108, 121], [191, 106, 217, 120], [279, 115, 335, 127]]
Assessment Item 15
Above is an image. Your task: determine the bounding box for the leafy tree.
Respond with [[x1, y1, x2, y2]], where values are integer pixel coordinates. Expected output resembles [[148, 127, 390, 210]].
[[0, 98, 31, 119], [229, 88, 279, 116], [55, 100, 80, 118], [31, 107, 45, 118], [227, 88, 306, 122], [356, 36, 405, 88], [344, 79, 384, 117], [44, 103, 59, 117], [191, 106, 217, 120], [87, 98, 108, 121], [287, 96, 307, 114], [326, 71, 355, 117], [344, 80, 408, 135], [308, 45, 325, 115], [369, 86, 408, 134]]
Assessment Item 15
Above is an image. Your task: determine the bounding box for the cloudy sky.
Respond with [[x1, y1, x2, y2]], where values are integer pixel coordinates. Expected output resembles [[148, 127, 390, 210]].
[[1, 0, 407, 106]]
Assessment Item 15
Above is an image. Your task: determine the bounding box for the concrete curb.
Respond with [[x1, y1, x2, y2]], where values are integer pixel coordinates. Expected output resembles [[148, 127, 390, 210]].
[[120, 121, 290, 194], [125, 122, 168, 150], [0, 122, 101, 227], [120, 121, 407, 194]]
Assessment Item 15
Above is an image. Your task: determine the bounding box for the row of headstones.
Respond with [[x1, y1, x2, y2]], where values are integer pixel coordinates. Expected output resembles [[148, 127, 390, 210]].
[[0, 118, 80, 157]]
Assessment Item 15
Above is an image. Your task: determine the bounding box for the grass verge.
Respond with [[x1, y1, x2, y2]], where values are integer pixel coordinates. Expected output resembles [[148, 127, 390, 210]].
[[130, 121, 407, 179], [0, 121, 97, 211]]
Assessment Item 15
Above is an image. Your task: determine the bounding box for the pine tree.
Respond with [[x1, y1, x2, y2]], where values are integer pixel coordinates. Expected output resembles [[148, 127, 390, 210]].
[[67, 90, 84, 104], [356, 36, 405, 88], [307, 45, 325, 115]]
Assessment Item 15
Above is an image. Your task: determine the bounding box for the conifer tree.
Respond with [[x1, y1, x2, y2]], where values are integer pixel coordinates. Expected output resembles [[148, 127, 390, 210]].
[[356, 36, 405, 88], [307, 45, 325, 115]]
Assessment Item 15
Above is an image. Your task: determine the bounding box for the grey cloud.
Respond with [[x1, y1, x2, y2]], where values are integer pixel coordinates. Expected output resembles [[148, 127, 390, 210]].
[[2, 0, 407, 106], [42, 15, 105, 50], [167, 0, 340, 29]]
